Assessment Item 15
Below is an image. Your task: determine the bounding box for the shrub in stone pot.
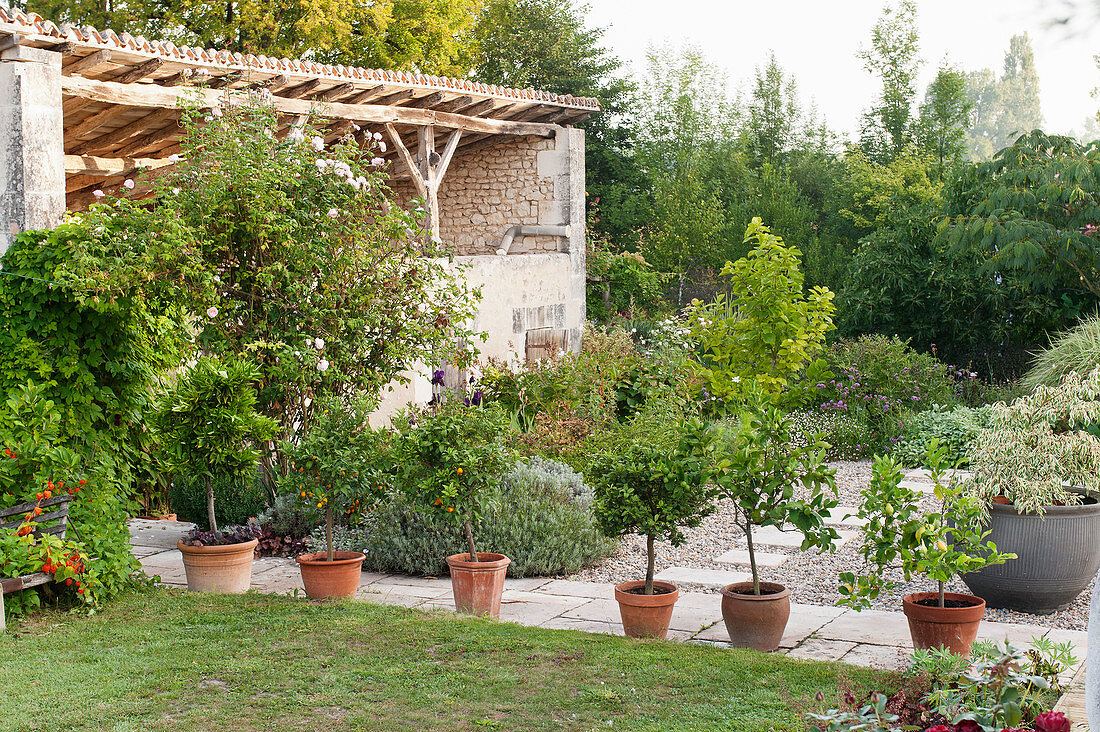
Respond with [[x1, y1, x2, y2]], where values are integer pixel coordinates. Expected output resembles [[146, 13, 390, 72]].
[[960, 369, 1100, 614], [840, 444, 1015, 657], [591, 421, 719, 639], [283, 399, 389, 599], [713, 405, 839, 652], [394, 399, 516, 619], [153, 356, 277, 593]]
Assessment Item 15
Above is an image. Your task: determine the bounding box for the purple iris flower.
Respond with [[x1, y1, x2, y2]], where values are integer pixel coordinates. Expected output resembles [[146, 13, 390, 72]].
[[431, 369, 445, 385], [472, 390, 483, 406]]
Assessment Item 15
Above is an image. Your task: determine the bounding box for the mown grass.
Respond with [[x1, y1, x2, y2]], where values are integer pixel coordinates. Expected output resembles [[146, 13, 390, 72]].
[[0, 588, 892, 731]]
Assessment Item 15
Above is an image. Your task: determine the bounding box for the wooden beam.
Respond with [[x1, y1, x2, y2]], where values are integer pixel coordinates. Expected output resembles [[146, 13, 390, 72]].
[[434, 95, 473, 113], [159, 71, 188, 87], [418, 126, 438, 244], [64, 49, 111, 76], [65, 154, 175, 177], [372, 89, 415, 106], [250, 74, 288, 91], [112, 58, 163, 84], [208, 71, 242, 89], [341, 85, 388, 105], [66, 105, 135, 140], [404, 91, 446, 109], [0, 34, 21, 53], [454, 98, 497, 117], [434, 129, 462, 187], [69, 108, 179, 156], [315, 83, 354, 102], [61, 76, 563, 138], [281, 79, 321, 99], [385, 123, 425, 198]]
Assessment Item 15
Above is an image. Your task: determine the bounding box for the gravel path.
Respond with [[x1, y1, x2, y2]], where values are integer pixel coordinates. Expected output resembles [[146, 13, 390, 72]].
[[567, 460, 1093, 631]]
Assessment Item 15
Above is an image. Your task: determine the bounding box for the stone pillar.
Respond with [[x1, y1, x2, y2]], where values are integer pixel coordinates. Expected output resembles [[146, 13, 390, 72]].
[[1087, 577, 1100, 726], [539, 127, 586, 353], [0, 46, 66, 257]]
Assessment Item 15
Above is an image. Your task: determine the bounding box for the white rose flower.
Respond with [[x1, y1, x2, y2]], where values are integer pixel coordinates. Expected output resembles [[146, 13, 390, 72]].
[[123, 179, 135, 190], [314, 337, 325, 349], [310, 136, 324, 151], [317, 359, 329, 372], [206, 306, 218, 318]]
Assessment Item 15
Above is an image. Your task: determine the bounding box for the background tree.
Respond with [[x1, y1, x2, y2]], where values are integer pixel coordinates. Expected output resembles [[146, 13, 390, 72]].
[[994, 33, 1043, 146], [745, 53, 801, 167], [916, 64, 974, 180], [20, 0, 482, 74], [858, 0, 922, 163]]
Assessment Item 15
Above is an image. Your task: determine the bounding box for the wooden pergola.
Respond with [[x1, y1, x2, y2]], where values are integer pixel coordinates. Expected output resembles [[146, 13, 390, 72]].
[[0, 8, 599, 240]]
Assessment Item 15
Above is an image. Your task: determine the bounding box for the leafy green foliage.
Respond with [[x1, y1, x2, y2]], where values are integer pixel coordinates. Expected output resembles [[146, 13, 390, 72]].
[[891, 405, 992, 467], [393, 401, 515, 559], [840, 446, 1014, 610], [0, 384, 138, 617], [329, 458, 613, 576], [169, 471, 267, 531], [586, 249, 665, 323], [805, 692, 902, 732], [964, 369, 1100, 513], [689, 218, 835, 407], [152, 356, 277, 535], [941, 130, 1100, 299], [591, 421, 718, 594], [714, 405, 839, 593], [279, 398, 390, 559], [27, 0, 482, 75]]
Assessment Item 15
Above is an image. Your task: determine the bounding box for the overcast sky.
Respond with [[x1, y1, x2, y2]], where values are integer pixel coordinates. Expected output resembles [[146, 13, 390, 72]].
[[585, 0, 1100, 140]]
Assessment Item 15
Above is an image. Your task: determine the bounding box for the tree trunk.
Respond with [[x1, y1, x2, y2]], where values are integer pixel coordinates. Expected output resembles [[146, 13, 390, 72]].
[[326, 503, 334, 562], [645, 534, 655, 595], [746, 522, 760, 595], [206, 475, 218, 535], [464, 519, 479, 562], [938, 579, 945, 608], [260, 442, 278, 503]]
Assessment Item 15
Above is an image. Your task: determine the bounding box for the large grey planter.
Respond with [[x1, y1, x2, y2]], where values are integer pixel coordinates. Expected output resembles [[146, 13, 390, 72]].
[[960, 500, 1100, 614]]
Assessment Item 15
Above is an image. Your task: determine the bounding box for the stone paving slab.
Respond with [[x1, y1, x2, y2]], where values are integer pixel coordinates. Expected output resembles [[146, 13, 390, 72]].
[[839, 643, 911, 670], [693, 602, 845, 648], [139, 549, 184, 569], [654, 567, 750, 588], [498, 590, 589, 625], [714, 549, 788, 567], [533, 579, 616, 600], [823, 506, 867, 527], [129, 519, 193, 549], [786, 638, 858, 663], [817, 608, 914, 646]]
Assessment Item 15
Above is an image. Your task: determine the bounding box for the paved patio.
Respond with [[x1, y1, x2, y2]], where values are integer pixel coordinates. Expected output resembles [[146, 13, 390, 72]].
[[131, 518, 1091, 727]]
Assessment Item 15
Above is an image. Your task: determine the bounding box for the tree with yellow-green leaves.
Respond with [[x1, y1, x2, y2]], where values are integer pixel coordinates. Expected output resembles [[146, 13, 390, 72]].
[[19, 0, 482, 75]]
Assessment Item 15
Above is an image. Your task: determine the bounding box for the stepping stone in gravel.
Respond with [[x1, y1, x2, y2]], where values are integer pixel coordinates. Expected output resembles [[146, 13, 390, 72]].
[[823, 506, 867, 527], [715, 549, 788, 568], [737, 526, 859, 550], [654, 567, 750, 588]]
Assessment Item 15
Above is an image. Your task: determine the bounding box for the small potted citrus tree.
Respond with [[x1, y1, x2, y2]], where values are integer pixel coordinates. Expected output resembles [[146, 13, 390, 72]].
[[592, 421, 719, 639], [395, 398, 515, 618], [283, 398, 389, 599], [839, 443, 1015, 656], [715, 403, 839, 651], [154, 356, 276, 593]]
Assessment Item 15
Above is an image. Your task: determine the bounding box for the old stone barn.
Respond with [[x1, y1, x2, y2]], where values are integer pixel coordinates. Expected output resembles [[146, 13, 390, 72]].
[[0, 9, 597, 413]]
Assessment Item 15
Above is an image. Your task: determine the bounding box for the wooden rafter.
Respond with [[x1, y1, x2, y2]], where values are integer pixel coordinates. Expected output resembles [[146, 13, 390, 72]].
[[281, 79, 321, 99], [315, 83, 354, 102], [66, 104, 134, 139], [112, 57, 163, 84], [63, 49, 111, 76], [404, 91, 446, 109], [69, 108, 179, 156]]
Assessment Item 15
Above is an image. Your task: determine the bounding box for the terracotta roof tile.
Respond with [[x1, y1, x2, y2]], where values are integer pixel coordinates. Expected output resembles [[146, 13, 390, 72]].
[[0, 8, 601, 112]]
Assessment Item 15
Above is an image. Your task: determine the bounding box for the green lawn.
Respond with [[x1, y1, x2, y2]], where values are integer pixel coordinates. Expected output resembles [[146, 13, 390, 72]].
[[0, 589, 891, 731]]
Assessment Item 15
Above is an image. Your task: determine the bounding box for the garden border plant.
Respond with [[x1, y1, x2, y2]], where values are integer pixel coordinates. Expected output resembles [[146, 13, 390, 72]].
[[153, 355, 276, 593], [839, 443, 1014, 657], [394, 399, 516, 618], [591, 419, 718, 639]]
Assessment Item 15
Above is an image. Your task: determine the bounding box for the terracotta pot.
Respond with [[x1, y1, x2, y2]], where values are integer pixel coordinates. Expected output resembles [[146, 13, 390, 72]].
[[720, 581, 791, 652], [446, 553, 510, 619], [177, 538, 257, 593], [614, 580, 679, 639], [902, 591, 986, 657], [296, 551, 366, 599]]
